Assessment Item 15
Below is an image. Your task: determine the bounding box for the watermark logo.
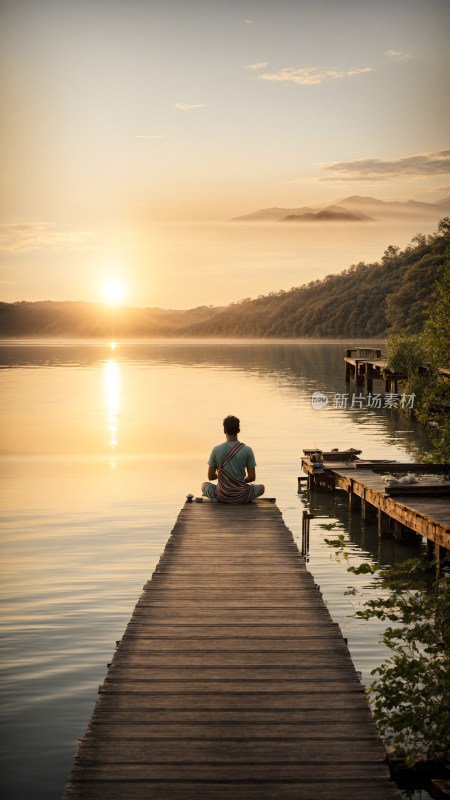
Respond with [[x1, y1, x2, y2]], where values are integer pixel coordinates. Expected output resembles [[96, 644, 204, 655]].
[[311, 391, 415, 410], [311, 391, 329, 410]]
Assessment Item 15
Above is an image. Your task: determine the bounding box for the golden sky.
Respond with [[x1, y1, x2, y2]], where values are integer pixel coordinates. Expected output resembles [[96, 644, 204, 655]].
[[1, 0, 449, 307]]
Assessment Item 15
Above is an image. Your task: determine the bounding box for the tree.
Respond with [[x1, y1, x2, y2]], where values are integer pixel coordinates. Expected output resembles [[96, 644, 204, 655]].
[[386, 254, 450, 461], [422, 261, 450, 368]]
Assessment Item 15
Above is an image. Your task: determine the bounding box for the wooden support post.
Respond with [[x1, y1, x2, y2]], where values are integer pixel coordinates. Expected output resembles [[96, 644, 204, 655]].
[[378, 509, 391, 538], [366, 377, 373, 393], [435, 542, 446, 575], [426, 538, 434, 561], [394, 520, 407, 541], [348, 482, 360, 512], [345, 362, 351, 382], [361, 497, 376, 521], [297, 476, 307, 493], [301, 510, 314, 560], [348, 486, 354, 511], [361, 497, 366, 520]]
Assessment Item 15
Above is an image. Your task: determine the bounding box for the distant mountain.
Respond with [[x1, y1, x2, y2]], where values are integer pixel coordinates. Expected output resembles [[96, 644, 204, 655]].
[[338, 195, 450, 218], [284, 206, 373, 222], [230, 206, 315, 222], [434, 195, 450, 209], [231, 195, 450, 222]]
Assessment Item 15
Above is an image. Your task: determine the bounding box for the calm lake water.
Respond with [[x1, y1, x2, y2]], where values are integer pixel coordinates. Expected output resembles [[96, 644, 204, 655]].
[[0, 340, 434, 799]]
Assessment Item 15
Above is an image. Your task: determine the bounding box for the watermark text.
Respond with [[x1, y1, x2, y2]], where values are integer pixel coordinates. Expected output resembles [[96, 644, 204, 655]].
[[311, 391, 415, 410]]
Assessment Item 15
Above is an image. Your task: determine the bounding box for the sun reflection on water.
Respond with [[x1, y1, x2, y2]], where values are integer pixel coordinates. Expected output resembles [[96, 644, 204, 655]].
[[103, 357, 121, 452]]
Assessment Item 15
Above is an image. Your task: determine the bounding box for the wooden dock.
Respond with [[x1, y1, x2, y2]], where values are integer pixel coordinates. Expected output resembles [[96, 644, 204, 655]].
[[344, 347, 402, 392], [62, 499, 399, 800], [344, 346, 450, 393], [302, 450, 450, 558]]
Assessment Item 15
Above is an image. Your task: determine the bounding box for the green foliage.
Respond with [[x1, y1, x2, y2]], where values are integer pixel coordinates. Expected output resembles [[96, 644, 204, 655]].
[[347, 558, 450, 768], [422, 261, 450, 368], [386, 335, 426, 378], [386, 251, 450, 461]]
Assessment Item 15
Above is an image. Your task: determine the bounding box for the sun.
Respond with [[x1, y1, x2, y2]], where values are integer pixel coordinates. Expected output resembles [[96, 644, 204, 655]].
[[103, 280, 125, 307]]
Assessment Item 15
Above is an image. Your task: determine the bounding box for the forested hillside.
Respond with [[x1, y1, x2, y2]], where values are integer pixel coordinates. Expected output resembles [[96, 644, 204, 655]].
[[1, 220, 448, 339], [180, 219, 450, 338], [0, 301, 222, 338]]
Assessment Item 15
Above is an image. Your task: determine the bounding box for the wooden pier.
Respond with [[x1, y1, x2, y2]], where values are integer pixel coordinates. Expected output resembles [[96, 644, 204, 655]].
[[302, 450, 450, 558], [344, 347, 401, 392], [62, 499, 399, 800], [344, 346, 450, 393]]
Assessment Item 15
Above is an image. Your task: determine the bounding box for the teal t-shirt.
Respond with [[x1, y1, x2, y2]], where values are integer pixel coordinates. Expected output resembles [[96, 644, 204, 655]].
[[208, 441, 256, 482]]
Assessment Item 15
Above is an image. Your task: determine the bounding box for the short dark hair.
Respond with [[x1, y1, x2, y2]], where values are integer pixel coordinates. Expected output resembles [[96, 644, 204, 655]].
[[223, 415, 240, 435]]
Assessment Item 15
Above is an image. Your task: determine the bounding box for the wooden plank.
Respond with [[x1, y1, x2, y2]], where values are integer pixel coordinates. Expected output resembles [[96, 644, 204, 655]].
[[62, 500, 398, 800], [94, 692, 371, 710], [63, 781, 400, 800], [385, 484, 450, 496], [90, 708, 373, 723], [120, 625, 343, 637], [68, 763, 389, 781], [74, 739, 387, 761], [98, 680, 364, 693], [355, 462, 449, 473], [115, 639, 350, 651], [84, 722, 377, 738], [127, 610, 332, 622], [133, 601, 332, 608], [103, 669, 358, 683]]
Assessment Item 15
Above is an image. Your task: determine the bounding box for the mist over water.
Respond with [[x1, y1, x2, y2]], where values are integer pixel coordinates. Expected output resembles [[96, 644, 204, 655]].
[[0, 340, 433, 799]]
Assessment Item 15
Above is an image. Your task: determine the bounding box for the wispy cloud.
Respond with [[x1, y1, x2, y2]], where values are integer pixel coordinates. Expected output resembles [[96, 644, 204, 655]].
[[258, 66, 372, 86], [385, 49, 412, 61], [320, 149, 450, 181], [0, 223, 93, 253], [246, 62, 268, 71], [174, 102, 206, 110], [320, 176, 386, 182], [426, 185, 450, 195]]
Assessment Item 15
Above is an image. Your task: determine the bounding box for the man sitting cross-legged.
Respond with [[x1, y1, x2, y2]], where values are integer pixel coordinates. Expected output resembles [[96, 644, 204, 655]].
[[201, 415, 265, 504]]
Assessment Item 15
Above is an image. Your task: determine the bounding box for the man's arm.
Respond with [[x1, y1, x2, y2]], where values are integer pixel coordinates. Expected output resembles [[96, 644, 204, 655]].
[[245, 467, 256, 483], [208, 465, 218, 480]]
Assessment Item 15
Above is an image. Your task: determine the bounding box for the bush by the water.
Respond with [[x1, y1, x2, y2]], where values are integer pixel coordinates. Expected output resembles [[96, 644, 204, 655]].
[[350, 558, 450, 769], [326, 537, 450, 769]]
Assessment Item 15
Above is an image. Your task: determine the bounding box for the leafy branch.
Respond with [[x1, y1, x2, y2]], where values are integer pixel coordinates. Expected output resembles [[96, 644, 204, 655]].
[[325, 535, 450, 767]]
